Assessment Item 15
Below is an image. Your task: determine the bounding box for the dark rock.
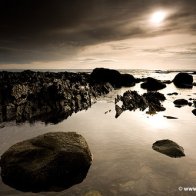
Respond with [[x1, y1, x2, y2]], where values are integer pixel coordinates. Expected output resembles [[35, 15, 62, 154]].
[[152, 139, 185, 158], [140, 77, 166, 91], [174, 99, 188, 106], [163, 116, 178, 119], [0, 70, 114, 124], [115, 105, 124, 118], [0, 132, 92, 192], [120, 74, 135, 87], [115, 91, 166, 117], [162, 80, 172, 84], [143, 92, 166, 114], [90, 68, 135, 88], [173, 72, 193, 88], [90, 68, 122, 88], [167, 92, 178, 96], [192, 109, 196, 116]]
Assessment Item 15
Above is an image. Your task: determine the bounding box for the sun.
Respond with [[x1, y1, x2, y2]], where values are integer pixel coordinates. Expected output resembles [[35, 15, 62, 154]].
[[150, 10, 166, 25]]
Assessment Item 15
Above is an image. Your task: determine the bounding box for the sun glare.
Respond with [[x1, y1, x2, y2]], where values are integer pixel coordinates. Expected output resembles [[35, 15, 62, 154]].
[[150, 10, 166, 25]]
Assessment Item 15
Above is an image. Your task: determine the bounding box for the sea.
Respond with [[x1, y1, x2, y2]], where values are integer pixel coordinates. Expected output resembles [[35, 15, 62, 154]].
[[0, 69, 196, 196]]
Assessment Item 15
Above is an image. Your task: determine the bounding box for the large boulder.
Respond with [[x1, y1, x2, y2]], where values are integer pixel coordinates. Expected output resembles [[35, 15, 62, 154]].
[[0, 132, 92, 192], [120, 74, 135, 87], [173, 72, 193, 88], [152, 139, 185, 158], [90, 68, 122, 88], [140, 77, 166, 91], [90, 68, 135, 88]]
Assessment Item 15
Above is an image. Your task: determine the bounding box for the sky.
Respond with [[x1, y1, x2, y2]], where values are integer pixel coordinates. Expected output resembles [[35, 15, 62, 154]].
[[0, 0, 195, 70]]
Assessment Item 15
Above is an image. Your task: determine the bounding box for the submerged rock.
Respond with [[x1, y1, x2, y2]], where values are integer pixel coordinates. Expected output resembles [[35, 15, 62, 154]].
[[173, 72, 193, 88], [152, 139, 185, 158], [0, 132, 92, 192], [163, 115, 178, 119], [167, 92, 178, 96], [140, 77, 166, 91]]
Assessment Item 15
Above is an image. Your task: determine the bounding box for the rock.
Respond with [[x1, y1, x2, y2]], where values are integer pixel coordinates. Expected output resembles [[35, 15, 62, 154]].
[[90, 68, 135, 88], [152, 139, 185, 158], [173, 99, 188, 106], [167, 92, 178, 96], [143, 92, 166, 114], [140, 77, 166, 91], [173, 72, 193, 88], [120, 74, 135, 87], [90, 68, 122, 88], [0, 70, 114, 124], [115, 91, 166, 116], [192, 109, 196, 116], [115, 105, 124, 118], [163, 115, 178, 119], [0, 132, 92, 192]]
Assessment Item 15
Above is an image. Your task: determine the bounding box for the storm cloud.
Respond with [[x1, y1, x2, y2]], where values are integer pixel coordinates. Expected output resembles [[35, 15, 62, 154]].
[[0, 0, 195, 64]]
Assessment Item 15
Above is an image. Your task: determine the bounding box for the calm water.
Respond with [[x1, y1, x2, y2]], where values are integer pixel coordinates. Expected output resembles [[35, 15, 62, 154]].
[[0, 70, 196, 196]]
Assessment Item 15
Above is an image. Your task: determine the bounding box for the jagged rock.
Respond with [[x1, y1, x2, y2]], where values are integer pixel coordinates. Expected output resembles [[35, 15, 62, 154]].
[[0, 70, 114, 124], [115, 91, 166, 117], [173, 99, 188, 107], [173, 72, 193, 88], [140, 77, 166, 91], [0, 132, 92, 192], [152, 139, 185, 158], [192, 109, 196, 116], [115, 105, 124, 118]]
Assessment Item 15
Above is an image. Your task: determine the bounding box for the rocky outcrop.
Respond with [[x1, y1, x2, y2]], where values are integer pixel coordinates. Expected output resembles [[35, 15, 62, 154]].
[[115, 91, 166, 117], [173, 72, 193, 88], [0, 70, 114, 124], [140, 77, 166, 91], [152, 139, 185, 158], [90, 68, 136, 88], [0, 132, 92, 192]]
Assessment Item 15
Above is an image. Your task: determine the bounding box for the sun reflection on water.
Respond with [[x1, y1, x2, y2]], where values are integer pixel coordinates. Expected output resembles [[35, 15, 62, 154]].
[[145, 113, 170, 130]]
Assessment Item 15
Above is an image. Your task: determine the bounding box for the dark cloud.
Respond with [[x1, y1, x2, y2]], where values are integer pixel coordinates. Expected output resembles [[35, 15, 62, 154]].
[[0, 0, 195, 64]]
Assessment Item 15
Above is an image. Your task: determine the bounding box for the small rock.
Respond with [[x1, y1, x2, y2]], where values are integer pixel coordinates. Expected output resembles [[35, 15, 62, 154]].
[[167, 92, 178, 96], [173, 99, 188, 106], [115, 105, 124, 118], [152, 139, 185, 158], [192, 109, 196, 116], [163, 116, 178, 119]]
